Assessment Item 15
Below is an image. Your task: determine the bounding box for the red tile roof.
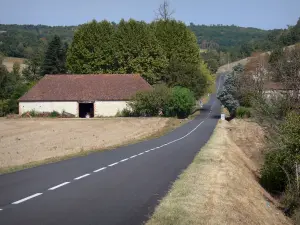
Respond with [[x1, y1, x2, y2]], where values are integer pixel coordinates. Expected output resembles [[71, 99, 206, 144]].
[[19, 74, 152, 101]]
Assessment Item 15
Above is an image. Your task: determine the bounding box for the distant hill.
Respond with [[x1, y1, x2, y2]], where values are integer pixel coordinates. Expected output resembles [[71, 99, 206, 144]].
[[2, 19, 299, 61], [0, 23, 275, 59], [189, 24, 270, 51], [0, 24, 76, 58]]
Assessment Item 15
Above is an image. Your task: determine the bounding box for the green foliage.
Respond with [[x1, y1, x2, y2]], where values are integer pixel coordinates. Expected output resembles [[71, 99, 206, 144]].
[[127, 85, 195, 118], [40, 35, 67, 75], [152, 20, 201, 66], [260, 111, 300, 193], [29, 110, 37, 117], [165, 59, 209, 98], [217, 73, 240, 116], [0, 24, 74, 58], [49, 111, 60, 118], [113, 19, 168, 84], [67, 20, 116, 74], [168, 87, 196, 118], [128, 84, 172, 117], [236, 107, 251, 118]]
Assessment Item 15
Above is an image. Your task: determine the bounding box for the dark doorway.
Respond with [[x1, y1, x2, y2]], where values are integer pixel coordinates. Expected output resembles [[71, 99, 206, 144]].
[[79, 103, 94, 118]]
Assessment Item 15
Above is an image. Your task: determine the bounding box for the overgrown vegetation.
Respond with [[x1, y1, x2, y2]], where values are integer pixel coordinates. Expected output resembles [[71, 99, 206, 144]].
[[224, 38, 300, 221], [123, 85, 195, 119]]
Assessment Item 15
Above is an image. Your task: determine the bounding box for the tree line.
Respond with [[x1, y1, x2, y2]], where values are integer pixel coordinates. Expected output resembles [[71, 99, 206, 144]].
[[0, 17, 213, 117], [66, 19, 212, 98]]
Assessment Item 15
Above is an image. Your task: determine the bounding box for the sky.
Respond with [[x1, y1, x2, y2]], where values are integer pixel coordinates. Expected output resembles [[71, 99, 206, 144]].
[[0, 0, 299, 30]]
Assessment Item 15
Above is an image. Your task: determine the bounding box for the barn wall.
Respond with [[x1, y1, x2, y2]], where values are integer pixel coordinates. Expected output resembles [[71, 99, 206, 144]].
[[19, 102, 78, 116], [95, 101, 128, 117]]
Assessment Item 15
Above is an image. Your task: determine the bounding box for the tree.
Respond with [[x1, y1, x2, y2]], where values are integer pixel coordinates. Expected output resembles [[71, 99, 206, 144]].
[[41, 35, 67, 75], [67, 20, 116, 74], [217, 73, 240, 118], [155, 0, 175, 21], [152, 19, 201, 66], [165, 58, 208, 98], [113, 19, 168, 84]]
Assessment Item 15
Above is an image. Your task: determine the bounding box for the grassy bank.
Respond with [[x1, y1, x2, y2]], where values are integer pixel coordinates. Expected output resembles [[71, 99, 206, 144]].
[[146, 120, 291, 225]]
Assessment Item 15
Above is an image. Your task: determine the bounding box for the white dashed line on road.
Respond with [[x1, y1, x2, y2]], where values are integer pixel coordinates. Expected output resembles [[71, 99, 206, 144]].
[[130, 155, 137, 159], [12, 193, 43, 205], [74, 174, 90, 180], [108, 162, 119, 167], [138, 153, 144, 156], [93, 167, 107, 173], [48, 182, 70, 191], [120, 158, 129, 162]]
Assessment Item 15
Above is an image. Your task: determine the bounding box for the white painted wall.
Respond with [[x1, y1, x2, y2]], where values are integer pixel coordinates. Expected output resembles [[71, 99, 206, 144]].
[[95, 101, 128, 117], [19, 102, 78, 116]]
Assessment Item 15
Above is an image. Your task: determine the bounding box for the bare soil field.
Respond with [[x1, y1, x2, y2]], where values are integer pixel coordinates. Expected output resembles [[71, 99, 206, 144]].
[[147, 120, 291, 225], [2, 57, 26, 72], [0, 117, 171, 172]]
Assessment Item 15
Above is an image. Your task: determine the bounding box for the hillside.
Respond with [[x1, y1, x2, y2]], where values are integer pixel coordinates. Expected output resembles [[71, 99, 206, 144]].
[[189, 24, 270, 50], [0, 23, 273, 59]]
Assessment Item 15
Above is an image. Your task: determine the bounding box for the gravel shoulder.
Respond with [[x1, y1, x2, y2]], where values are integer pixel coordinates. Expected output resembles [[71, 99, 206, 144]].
[[0, 117, 173, 172]]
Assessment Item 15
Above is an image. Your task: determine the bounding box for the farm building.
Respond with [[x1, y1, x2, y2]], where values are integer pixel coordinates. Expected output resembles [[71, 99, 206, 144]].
[[19, 74, 152, 117]]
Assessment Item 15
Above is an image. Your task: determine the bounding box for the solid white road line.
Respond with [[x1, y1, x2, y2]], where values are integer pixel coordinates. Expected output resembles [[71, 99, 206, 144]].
[[48, 182, 70, 191], [108, 162, 119, 167], [74, 174, 90, 180], [12, 193, 43, 205], [93, 167, 107, 173], [120, 158, 129, 162]]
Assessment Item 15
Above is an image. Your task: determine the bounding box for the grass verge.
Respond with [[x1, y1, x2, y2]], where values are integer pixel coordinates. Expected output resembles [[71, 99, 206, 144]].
[[146, 120, 291, 225], [0, 118, 186, 175]]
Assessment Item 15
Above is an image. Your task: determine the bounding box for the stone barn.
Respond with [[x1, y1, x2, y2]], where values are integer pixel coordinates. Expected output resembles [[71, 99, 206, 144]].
[[18, 74, 152, 118]]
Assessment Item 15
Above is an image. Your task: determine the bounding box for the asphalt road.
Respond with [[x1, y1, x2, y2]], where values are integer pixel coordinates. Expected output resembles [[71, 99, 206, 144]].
[[0, 75, 224, 225]]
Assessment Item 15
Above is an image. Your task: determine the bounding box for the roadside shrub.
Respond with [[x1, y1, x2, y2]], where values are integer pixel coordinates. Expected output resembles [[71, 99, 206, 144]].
[[29, 110, 37, 117], [120, 108, 134, 117], [49, 111, 60, 118], [236, 107, 251, 118], [167, 87, 196, 118], [128, 84, 172, 117], [260, 111, 300, 194], [127, 85, 195, 118]]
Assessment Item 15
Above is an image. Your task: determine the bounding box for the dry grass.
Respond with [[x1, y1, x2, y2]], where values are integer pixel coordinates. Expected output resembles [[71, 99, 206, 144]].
[[2, 57, 26, 72], [0, 117, 184, 174], [217, 58, 249, 74], [147, 119, 292, 225]]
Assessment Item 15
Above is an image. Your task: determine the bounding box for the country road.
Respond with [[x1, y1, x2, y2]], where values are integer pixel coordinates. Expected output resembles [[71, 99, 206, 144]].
[[0, 75, 224, 225]]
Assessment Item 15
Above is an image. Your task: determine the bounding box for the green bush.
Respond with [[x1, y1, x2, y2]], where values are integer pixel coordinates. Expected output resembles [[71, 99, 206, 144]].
[[49, 111, 60, 118], [127, 85, 195, 118], [128, 84, 172, 117], [0, 100, 10, 117], [236, 107, 251, 118], [168, 87, 196, 118], [260, 111, 300, 194], [29, 110, 37, 117]]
